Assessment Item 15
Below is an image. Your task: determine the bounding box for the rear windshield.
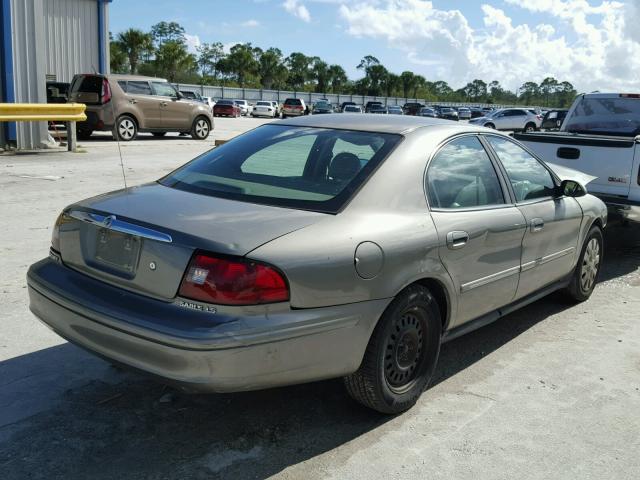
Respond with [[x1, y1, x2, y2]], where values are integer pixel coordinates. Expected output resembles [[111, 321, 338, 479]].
[[69, 75, 106, 104], [257, 101, 271, 106], [284, 99, 302, 106], [564, 96, 640, 136], [160, 125, 401, 213]]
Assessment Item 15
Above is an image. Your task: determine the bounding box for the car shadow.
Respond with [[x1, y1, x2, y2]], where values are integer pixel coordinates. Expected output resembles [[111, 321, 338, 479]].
[[1, 225, 637, 479]]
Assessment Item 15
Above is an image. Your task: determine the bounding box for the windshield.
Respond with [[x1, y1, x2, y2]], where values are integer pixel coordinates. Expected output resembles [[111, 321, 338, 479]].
[[160, 125, 402, 213], [564, 96, 640, 136], [315, 102, 330, 108]]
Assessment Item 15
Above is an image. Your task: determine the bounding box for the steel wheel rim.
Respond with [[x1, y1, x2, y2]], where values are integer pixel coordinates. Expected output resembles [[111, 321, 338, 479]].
[[119, 119, 135, 139], [580, 238, 600, 292], [384, 307, 426, 393], [195, 119, 209, 138]]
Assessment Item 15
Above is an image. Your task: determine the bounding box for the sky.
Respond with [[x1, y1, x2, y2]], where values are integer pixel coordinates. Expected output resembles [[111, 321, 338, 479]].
[[109, 0, 640, 93]]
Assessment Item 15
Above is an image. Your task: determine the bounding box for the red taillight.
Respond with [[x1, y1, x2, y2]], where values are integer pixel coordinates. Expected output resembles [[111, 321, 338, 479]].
[[178, 254, 289, 305], [101, 79, 112, 104]]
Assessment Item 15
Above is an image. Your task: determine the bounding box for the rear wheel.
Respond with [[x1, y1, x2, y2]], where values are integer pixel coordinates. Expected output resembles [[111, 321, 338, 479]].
[[344, 285, 441, 414], [565, 225, 603, 302], [524, 122, 536, 132], [484, 122, 496, 129], [113, 115, 137, 141], [191, 116, 211, 140]]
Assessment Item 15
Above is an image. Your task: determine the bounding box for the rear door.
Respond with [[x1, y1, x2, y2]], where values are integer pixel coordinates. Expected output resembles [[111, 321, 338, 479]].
[[484, 135, 583, 299], [426, 135, 526, 326], [119, 80, 163, 128]]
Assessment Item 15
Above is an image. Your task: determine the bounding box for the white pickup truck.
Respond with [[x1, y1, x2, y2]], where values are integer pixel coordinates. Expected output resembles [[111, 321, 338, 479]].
[[515, 93, 640, 223]]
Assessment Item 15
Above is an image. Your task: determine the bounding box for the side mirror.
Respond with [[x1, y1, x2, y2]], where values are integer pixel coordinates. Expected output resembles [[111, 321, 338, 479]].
[[175, 91, 183, 100], [559, 179, 587, 198]]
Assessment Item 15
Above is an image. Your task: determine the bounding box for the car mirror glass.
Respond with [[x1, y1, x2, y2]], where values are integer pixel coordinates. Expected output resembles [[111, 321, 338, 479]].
[[560, 179, 587, 197]]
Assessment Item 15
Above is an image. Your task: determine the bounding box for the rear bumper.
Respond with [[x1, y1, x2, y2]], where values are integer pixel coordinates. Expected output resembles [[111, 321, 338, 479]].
[[27, 258, 388, 392]]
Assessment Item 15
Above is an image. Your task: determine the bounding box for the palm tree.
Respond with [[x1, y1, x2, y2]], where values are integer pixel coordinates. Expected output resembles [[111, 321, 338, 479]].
[[328, 65, 347, 93], [116, 28, 153, 74]]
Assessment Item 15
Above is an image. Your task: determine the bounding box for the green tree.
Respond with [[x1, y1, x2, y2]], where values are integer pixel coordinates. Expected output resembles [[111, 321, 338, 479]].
[[219, 43, 260, 87], [196, 42, 224, 81], [109, 38, 128, 73], [400, 71, 417, 98], [116, 28, 153, 74], [258, 48, 288, 89], [463, 79, 487, 101], [311, 58, 330, 93], [285, 52, 312, 90], [539, 76, 559, 107], [518, 81, 540, 105], [382, 72, 400, 98], [328, 65, 347, 93], [151, 21, 186, 47], [154, 40, 197, 82]]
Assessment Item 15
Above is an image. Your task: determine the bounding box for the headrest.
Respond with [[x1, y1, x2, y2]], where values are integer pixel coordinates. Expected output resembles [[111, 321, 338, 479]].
[[328, 152, 361, 182]]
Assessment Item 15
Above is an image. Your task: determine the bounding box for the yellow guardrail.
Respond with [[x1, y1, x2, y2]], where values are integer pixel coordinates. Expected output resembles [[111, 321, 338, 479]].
[[0, 103, 86, 122]]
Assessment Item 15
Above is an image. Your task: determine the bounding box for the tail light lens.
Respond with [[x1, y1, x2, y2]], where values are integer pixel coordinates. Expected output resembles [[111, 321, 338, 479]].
[[101, 79, 112, 104], [178, 254, 289, 305]]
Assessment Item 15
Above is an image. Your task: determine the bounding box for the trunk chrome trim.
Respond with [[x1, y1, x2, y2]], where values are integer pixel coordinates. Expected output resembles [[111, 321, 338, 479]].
[[462, 247, 576, 292], [68, 210, 173, 243], [460, 265, 521, 293]]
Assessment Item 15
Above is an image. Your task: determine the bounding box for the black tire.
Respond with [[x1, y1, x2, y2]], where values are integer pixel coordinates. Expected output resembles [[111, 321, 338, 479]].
[[190, 116, 211, 140], [113, 115, 137, 141], [344, 285, 442, 414], [565, 225, 604, 302], [524, 122, 536, 132], [152, 132, 167, 137], [484, 122, 496, 129], [77, 129, 93, 140], [281, 114, 287, 119]]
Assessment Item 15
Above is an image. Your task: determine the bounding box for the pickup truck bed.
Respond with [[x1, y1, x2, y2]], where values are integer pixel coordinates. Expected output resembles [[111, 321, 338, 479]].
[[515, 131, 640, 223]]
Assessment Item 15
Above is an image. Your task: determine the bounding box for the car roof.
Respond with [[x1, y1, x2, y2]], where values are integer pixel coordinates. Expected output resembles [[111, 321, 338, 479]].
[[107, 74, 168, 82], [275, 113, 493, 135]]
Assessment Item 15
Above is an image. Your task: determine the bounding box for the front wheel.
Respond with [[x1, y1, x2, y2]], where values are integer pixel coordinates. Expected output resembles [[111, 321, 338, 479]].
[[344, 285, 442, 414], [191, 116, 211, 140], [565, 225, 603, 302]]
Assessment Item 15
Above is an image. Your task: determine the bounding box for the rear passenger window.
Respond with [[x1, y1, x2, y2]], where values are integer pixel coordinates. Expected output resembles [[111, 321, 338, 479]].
[[486, 136, 556, 202], [126, 81, 152, 95], [427, 136, 505, 209]]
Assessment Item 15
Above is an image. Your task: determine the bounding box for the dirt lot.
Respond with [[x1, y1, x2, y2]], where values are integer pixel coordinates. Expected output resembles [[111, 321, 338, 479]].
[[1, 116, 639, 479]]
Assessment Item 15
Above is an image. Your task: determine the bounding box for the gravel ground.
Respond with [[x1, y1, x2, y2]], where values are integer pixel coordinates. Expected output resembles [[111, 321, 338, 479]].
[[1, 116, 639, 479]]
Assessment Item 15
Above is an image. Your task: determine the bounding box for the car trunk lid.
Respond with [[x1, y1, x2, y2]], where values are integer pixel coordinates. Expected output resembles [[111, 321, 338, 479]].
[[58, 183, 326, 300]]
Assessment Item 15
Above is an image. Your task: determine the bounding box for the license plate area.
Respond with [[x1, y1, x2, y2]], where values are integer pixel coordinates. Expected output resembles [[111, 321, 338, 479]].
[[95, 228, 141, 274]]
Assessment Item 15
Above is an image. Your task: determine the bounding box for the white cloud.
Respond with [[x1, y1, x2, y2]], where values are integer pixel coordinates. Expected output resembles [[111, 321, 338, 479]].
[[283, 0, 311, 22], [183, 33, 201, 53], [338, 0, 640, 92], [241, 19, 260, 27]]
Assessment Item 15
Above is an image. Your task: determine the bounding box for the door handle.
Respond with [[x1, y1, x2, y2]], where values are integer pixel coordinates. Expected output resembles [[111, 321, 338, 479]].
[[446, 231, 469, 250], [557, 147, 580, 160], [129, 99, 138, 104], [160, 101, 168, 107], [530, 218, 544, 232]]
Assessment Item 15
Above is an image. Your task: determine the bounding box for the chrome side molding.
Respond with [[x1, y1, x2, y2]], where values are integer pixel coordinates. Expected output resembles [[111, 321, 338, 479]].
[[68, 210, 173, 243]]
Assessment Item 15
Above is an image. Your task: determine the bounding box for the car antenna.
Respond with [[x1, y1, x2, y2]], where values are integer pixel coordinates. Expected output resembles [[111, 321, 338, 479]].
[[108, 81, 128, 190]]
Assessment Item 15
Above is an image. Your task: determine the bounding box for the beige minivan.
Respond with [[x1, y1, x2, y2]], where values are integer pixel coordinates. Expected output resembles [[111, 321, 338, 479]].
[[68, 74, 214, 141]]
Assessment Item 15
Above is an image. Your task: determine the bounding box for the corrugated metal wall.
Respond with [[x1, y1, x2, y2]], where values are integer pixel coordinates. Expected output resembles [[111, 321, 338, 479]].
[[43, 0, 99, 83], [10, 0, 47, 149], [9, 0, 102, 149]]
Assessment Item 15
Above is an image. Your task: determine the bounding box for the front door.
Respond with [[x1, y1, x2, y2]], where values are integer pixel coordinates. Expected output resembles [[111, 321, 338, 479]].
[[426, 135, 527, 326], [151, 81, 193, 130], [484, 135, 584, 299]]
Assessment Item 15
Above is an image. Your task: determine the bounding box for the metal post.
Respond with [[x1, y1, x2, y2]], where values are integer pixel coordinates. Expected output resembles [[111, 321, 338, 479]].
[[67, 121, 77, 152]]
